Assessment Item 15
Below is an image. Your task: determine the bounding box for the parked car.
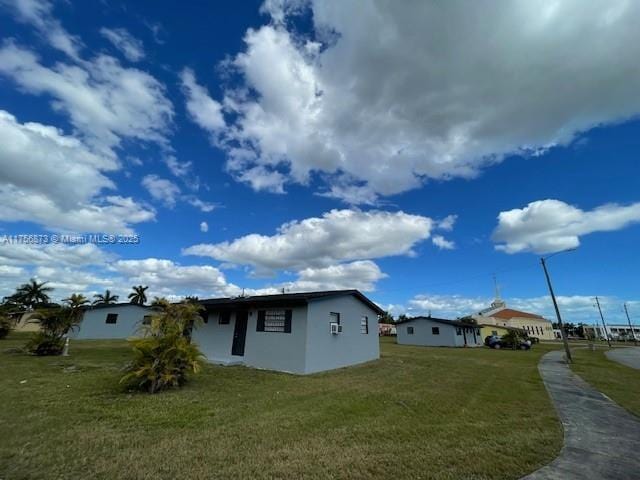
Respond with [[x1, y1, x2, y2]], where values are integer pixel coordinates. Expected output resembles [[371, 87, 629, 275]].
[[484, 335, 532, 350]]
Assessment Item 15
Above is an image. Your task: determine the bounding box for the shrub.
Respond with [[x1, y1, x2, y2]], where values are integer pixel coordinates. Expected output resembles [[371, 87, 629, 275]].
[[25, 307, 79, 356], [25, 331, 65, 355], [0, 314, 13, 339], [120, 302, 205, 394], [501, 329, 526, 350]]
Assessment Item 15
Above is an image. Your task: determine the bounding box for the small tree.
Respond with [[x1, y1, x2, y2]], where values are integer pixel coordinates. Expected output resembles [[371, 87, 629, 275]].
[[501, 329, 526, 350], [120, 302, 205, 394], [25, 307, 80, 355]]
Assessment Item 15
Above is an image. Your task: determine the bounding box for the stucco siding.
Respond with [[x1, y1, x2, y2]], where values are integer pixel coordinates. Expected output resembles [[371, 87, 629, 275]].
[[397, 318, 482, 347], [192, 312, 238, 364], [74, 305, 151, 339], [194, 306, 309, 374], [243, 305, 308, 374], [305, 295, 380, 374]]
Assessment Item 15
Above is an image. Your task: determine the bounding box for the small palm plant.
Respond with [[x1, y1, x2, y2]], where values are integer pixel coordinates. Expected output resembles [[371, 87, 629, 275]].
[[25, 307, 81, 355], [93, 289, 119, 305], [128, 285, 149, 305], [120, 302, 205, 394]]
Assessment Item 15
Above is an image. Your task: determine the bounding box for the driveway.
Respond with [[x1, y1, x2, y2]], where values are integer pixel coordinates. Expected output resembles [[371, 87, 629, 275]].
[[605, 347, 640, 370], [522, 350, 640, 479]]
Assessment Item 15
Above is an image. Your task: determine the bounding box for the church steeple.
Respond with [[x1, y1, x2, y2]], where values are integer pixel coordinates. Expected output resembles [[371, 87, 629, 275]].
[[491, 274, 506, 309]]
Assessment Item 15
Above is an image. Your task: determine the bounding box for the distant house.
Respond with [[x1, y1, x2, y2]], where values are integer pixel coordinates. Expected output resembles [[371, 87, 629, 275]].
[[468, 297, 554, 340], [73, 303, 155, 340], [378, 323, 397, 336], [396, 316, 483, 347], [194, 290, 383, 374]]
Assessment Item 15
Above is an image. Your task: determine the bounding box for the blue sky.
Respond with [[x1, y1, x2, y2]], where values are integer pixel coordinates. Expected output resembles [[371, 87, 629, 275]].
[[0, 0, 639, 324]]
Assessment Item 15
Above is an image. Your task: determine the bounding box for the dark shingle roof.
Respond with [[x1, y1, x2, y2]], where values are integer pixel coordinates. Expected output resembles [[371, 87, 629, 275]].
[[395, 316, 479, 328], [199, 289, 384, 315], [81, 302, 154, 311]]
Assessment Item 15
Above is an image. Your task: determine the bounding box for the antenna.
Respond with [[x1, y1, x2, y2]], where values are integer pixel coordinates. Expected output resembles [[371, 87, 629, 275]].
[[493, 274, 501, 300]]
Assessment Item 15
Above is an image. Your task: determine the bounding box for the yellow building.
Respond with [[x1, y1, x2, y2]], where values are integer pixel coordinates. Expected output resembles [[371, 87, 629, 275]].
[[480, 324, 515, 339], [470, 298, 555, 340]]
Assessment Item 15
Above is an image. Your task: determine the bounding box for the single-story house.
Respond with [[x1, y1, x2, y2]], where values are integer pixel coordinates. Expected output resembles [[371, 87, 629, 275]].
[[194, 289, 383, 374], [72, 303, 155, 339], [396, 316, 483, 347], [378, 323, 397, 336]]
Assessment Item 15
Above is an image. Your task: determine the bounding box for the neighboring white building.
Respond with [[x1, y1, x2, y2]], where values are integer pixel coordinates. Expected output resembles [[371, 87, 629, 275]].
[[194, 290, 383, 374], [396, 316, 483, 348], [73, 303, 155, 339], [583, 324, 640, 341]]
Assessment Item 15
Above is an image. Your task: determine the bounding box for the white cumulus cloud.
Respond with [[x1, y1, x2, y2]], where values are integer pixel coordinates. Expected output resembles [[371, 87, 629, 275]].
[[183, 209, 435, 272], [493, 199, 640, 254], [188, 0, 640, 202], [141, 175, 181, 208], [0, 110, 154, 233]]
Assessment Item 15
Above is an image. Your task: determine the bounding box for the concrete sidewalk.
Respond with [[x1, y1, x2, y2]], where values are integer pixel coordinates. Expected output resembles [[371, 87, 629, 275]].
[[606, 347, 640, 370], [522, 350, 640, 479]]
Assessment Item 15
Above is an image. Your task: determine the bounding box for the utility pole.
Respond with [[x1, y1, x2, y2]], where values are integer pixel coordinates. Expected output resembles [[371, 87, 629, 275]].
[[595, 296, 611, 348], [541, 257, 572, 363], [623, 302, 638, 347]]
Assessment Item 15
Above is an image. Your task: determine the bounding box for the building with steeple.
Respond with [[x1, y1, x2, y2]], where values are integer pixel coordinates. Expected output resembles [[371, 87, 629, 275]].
[[467, 279, 555, 340]]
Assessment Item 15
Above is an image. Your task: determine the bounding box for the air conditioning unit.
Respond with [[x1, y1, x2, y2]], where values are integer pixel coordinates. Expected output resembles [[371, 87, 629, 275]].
[[330, 322, 342, 334]]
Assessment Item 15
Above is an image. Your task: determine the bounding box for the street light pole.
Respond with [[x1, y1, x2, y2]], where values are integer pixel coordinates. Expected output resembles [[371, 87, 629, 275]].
[[595, 296, 611, 348], [623, 302, 638, 347], [541, 256, 572, 363]]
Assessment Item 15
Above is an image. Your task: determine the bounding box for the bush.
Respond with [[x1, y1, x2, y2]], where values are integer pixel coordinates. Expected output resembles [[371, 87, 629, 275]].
[[0, 314, 13, 339], [25, 332, 65, 355], [25, 307, 79, 356], [120, 302, 205, 394]]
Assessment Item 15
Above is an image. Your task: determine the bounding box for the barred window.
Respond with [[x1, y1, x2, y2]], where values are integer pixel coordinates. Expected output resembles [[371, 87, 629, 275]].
[[330, 312, 340, 325], [432, 327, 440, 335], [264, 310, 287, 332], [456, 328, 462, 336], [219, 311, 231, 325], [142, 315, 152, 325], [407, 326, 414, 335], [360, 316, 369, 334], [105, 313, 118, 324]]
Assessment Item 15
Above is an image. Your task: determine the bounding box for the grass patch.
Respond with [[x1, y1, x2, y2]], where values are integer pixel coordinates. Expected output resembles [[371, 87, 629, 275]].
[[0, 334, 561, 479], [570, 348, 640, 417]]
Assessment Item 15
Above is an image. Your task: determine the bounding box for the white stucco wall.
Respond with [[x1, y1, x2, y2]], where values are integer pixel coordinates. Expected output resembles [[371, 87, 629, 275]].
[[244, 305, 308, 374], [73, 304, 151, 339], [304, 295, 380, 374], [396, 318, 482, 347], [192, 311, 237, 364], [193, 306, 309, 374]]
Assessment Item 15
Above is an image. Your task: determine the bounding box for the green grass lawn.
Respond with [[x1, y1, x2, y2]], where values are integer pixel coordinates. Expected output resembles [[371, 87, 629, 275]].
[[0, 334, 562, 480], [570, 347, 640, 417]]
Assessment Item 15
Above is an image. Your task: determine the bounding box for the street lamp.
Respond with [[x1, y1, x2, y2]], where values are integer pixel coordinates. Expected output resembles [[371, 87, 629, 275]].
[[540, 248, 576, 363]]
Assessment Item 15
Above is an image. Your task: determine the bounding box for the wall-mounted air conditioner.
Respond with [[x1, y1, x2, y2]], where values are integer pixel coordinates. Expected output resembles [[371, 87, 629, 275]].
[[330, 322, 342, 334]]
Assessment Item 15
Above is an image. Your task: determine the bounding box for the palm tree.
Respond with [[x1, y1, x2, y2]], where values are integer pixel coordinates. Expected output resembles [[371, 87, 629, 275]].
[[150, 296, 169, 309], [12, 279, 53, 310], [128, 285, 149, 305], [93, 289, 119, 305], [63, 293, 90, 310]]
